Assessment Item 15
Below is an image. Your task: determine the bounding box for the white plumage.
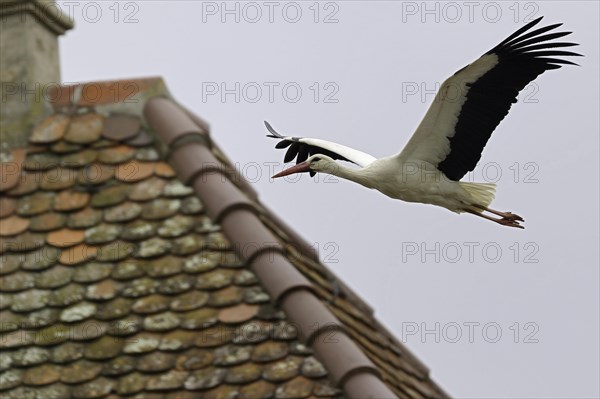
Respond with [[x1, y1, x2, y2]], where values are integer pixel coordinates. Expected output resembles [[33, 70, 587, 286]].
[[266, 17, 581, 229]]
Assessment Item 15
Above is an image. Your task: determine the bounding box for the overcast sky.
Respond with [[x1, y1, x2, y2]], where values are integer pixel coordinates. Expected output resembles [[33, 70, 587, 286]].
[[57, 1, 599, 397]]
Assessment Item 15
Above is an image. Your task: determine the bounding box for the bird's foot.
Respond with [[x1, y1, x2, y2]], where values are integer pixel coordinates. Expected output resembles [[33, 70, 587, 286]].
[[496, 216, 524, 229], [467, 206, 525, 229], [498, 211, 524, 222], [473, 205, 524, 222]]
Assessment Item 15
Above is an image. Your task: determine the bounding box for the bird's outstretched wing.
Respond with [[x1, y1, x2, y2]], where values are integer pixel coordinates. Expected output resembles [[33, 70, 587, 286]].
[[398, 17, 581, 181], [265, 121, 376, 176]]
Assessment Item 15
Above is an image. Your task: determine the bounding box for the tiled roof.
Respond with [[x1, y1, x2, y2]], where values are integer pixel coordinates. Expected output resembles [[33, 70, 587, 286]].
[[0, 78, 449, 398]]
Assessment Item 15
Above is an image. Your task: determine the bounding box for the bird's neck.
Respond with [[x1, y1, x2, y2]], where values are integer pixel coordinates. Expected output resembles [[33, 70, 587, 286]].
[[323, 163, 375, 189]]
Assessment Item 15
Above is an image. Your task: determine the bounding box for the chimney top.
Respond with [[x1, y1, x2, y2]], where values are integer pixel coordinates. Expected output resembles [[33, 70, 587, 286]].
[[0, 0, 73, 148], [0, 0, 73, 34]]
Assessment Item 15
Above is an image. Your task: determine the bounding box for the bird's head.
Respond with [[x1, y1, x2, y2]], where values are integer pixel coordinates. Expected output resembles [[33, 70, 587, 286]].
[[272, 154, 337, 178]]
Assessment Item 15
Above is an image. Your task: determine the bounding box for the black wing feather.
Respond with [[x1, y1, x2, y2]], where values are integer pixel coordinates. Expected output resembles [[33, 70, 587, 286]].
[[264, 121, 356, 170], [437, 17, 581, 181]]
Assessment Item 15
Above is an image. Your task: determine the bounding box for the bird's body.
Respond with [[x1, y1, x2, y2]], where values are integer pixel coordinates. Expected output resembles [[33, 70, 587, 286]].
[[266, 17, 581, 228]]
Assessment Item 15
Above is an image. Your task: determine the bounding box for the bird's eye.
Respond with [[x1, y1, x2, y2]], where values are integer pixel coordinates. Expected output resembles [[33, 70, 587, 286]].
[[312, 157, 321, 162]]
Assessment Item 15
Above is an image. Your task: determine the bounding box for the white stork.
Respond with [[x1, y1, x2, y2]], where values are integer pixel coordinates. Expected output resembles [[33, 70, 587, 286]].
[[265, 17, 581, 229]]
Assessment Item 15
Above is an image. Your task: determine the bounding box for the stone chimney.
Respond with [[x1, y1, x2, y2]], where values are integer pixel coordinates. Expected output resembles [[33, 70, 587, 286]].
[[0, 0, 73, 147]]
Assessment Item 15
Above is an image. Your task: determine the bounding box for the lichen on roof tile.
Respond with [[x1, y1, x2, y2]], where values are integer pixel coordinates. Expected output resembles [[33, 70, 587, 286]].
[[91, 184, 131, 208], [136, 237, 171, 258], [35, 265, 73, 289], [141, 198, 181, 220], [72, 261, 112, 283], [60, 359, 103, 384], [143, 255, 182, 277], [143, 311, 181, 331], [22, 364, 61, 386], [301, 356, 328, 379], [169, 290, 210, 314], [61, 148, 98, 167], [50, 342, 84, 363], [158, 274, 195, 295], [163, 180, 194, 197], [9, 347, 50, 366], [67, 207, 103, 228], [171, 234, 205, 256], [128, 176, 166, 201], [180, 196, 204, 215], [183, 251, 219, 273], [22, 246, 61, 271], [85, 279, 119, 301], [157, 214, 195, 238], [0, 369, 22, 390], [71, 376, 115, 398], [262, 356, 304, 382], [137, 351, 177, 373], [16, 192, 54, 216], [1, 272, 35, 292], [275, 376, 314, 399], [252, 341, 290, 363], [29, 114, 69, 144], [116, 371, 147, 395], [111, 259, 145, 280], [204, 384, 240, 399], [239, 380, 276, 399], [84, 336, 124, 360], [95, 240, 135, 262], [48, 283, 85, 307], [180, 308, 219, 331], [123, 333, 160, 354], [135, 147, 160, 161], [64, 113, 104, 144], [313, 381, 342, 397], [85, 223, 123, 245], [146, 369, 188, 391], [60, 301, 97, 322], [102, 355, 136, 378], [160, 330, 197, 351], [195, 268, 234, 291], [96, 297, 133, 320], [103, 201, 142, 223], [121, 276, 159, 298], [184, 367, 227, 390], [97, 145, 135, 164]]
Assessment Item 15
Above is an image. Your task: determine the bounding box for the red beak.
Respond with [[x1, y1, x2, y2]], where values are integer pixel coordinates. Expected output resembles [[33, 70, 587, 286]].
[[272, 161, 311, 178]]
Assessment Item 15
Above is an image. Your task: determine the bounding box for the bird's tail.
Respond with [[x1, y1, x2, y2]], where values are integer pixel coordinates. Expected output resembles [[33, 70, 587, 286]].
[[459, 182, 496, 210]]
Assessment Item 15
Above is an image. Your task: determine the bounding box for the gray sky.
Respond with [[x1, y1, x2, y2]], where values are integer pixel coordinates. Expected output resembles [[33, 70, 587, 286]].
[[58, 1, 599, 397]]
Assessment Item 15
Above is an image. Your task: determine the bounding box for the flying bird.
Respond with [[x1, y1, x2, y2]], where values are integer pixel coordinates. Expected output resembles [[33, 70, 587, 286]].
[[266, 17, 581, 229]]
